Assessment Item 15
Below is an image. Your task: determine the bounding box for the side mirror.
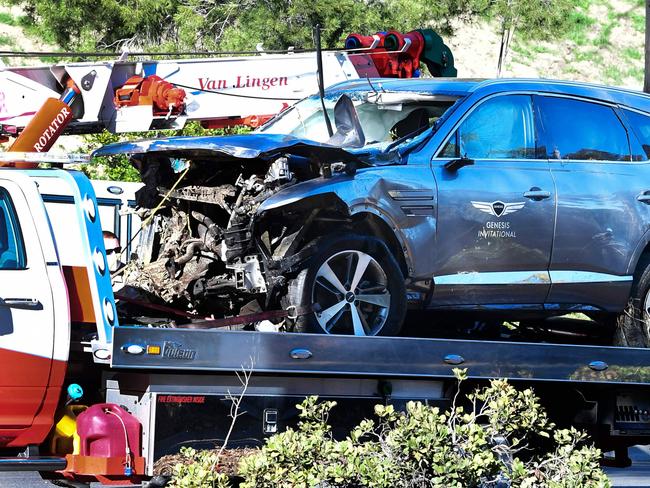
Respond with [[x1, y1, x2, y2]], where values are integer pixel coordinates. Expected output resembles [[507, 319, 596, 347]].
[[444, 156, 474, 172]]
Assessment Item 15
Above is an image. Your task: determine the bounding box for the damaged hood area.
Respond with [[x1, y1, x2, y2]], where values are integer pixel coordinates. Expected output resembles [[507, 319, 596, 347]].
[[101, 132, 371, 325], [97, 116, 399, 326], [92, 133, 361, 164]]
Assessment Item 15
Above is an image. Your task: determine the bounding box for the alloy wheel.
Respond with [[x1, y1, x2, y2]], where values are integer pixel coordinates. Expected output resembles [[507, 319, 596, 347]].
[[311, 250, 390, 335]]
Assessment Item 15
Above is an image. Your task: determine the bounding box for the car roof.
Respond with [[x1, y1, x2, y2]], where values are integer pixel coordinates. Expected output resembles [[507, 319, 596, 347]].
[[326, 77, 650, 113], [325, 77, 482, 97]]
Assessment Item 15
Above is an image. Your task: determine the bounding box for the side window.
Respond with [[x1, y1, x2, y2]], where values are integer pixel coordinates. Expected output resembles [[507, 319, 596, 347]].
[[537, 96, 630, 161], [621, 108, 650, 160], [439, 95, 536, 159], [0, 188, 26, 270]]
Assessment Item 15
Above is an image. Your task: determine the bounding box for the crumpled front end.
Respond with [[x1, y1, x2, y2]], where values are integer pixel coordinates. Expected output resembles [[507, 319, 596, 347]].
[[92, 134, 360, 324]]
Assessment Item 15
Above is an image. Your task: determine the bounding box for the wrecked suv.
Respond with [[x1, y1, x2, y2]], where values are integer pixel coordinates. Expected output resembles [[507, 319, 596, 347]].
[[95, 78, 650, 344]]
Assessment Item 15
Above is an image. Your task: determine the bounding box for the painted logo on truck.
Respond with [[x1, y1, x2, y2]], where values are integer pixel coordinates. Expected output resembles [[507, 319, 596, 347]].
[[162, 341, 196, 360]]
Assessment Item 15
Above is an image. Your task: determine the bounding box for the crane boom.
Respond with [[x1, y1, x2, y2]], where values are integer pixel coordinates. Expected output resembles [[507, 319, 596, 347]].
[[0, 29, 455, 138]]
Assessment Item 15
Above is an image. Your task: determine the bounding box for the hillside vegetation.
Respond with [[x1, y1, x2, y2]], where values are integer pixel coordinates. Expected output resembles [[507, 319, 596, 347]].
[[496, 0, 644, 88]]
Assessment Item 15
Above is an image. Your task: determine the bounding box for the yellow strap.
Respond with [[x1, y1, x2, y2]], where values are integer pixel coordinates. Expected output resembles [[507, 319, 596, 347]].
[[141, 165, 190, 229]]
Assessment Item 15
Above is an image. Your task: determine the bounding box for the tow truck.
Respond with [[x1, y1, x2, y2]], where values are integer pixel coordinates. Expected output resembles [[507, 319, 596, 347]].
[[0, 32, 648, 487], [2, 156, 650, 485]]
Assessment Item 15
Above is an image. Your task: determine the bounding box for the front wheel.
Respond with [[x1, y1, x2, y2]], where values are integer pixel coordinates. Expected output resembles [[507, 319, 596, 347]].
[[284, 234, 407, 336]]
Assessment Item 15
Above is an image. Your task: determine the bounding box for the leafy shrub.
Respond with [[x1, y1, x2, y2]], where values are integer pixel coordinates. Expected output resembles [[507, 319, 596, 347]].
[[171, 371, 610, 487], [168, 447, 231, 488]]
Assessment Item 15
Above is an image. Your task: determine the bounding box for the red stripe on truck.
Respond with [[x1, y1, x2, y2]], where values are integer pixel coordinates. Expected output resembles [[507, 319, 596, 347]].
[[0, 348, 66, 447]]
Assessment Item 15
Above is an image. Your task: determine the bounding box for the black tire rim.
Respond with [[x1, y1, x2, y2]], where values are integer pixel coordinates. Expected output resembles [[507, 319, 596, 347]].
[[311, 250, 390, 335]]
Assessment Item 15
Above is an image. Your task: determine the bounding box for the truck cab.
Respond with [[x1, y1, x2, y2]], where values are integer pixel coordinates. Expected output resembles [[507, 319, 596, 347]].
[[0, 168, 115, 448]]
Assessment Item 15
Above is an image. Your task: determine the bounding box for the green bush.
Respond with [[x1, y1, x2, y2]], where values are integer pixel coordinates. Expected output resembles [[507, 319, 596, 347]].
[[169, 447, 231, 488], [170, 371, 610, 487]]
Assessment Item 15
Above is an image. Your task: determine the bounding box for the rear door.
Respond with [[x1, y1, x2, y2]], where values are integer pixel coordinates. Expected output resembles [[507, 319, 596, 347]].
[[431, 93, 556, 306], [538, 95, 650, 311], [0, 174, 58, 431]]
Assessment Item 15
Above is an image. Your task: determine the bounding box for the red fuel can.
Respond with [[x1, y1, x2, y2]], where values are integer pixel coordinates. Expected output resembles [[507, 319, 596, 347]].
[[76, 403, 142, 458]]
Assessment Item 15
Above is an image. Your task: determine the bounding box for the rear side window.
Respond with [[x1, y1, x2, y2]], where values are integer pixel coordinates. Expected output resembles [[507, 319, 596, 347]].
[[621, 108, 650, 160], [537, 96, 630, 161], [0, 188, 26, 270], [440, 94, 536, 159]]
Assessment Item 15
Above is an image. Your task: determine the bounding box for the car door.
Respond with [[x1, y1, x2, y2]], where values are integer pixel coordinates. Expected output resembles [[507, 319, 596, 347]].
[[430, 93, 556, 306], [0, 176, 57, 431], [537, 95, 650, 311]]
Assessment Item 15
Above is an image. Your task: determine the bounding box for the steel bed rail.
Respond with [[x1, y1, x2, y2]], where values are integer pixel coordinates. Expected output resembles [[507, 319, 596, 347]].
[[111, 327, 650, 385]]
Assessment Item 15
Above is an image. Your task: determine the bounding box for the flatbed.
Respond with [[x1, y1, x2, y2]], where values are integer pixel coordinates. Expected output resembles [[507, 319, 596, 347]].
[[112, 326, 650, 385]]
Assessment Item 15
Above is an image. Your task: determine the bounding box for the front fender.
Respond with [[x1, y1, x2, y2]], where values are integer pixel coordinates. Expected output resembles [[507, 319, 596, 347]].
[[257, 167, 437, 279], [257, 173, 359, 213]]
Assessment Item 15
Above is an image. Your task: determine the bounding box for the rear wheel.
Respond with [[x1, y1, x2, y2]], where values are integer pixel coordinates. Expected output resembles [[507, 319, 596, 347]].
[[614, 256, 650, 347], [284, 234, 406, 336]]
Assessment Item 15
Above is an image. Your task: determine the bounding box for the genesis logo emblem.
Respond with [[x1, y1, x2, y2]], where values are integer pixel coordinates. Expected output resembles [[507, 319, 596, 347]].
[[471, 200, 525, 218]]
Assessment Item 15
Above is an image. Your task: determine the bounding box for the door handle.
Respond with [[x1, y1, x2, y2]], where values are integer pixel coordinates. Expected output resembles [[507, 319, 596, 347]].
[[0, 298, 42, 310], [523, 188, 551, 201], [637, 192, 650, 204]]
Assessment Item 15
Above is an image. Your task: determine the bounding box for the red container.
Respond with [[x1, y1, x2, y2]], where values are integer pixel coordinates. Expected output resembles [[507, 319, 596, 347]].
[[76, 403, 142, 458]]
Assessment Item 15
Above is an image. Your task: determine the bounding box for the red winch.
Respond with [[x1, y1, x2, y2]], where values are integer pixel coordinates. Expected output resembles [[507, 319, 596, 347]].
[[345, 28, 456, 79], [114, 75, 186, 116]]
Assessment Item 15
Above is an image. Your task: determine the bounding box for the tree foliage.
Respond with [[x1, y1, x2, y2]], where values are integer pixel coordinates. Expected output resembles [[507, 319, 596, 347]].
[[7, 0, 180, 51], [488, 0, 576, 76], [8, 0, 579, 54], [176, 0, 483, 52]]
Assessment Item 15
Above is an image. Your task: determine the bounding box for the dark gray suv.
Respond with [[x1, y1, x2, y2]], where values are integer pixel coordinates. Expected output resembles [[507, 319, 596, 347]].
[[96, 78, 650, 345]]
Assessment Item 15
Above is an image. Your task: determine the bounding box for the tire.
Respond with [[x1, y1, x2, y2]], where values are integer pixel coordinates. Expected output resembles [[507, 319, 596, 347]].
[[614, 255, 650, 347], [283, 234, 407, 336]]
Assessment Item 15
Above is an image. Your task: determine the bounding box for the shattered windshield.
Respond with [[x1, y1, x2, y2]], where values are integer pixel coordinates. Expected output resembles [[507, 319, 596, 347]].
[[258, 90, 459, 149]]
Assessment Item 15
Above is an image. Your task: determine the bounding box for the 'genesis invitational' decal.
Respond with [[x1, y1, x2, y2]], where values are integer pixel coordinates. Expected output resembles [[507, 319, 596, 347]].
[[472, 200, 525, 239], [471, 200, 525, 218]]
